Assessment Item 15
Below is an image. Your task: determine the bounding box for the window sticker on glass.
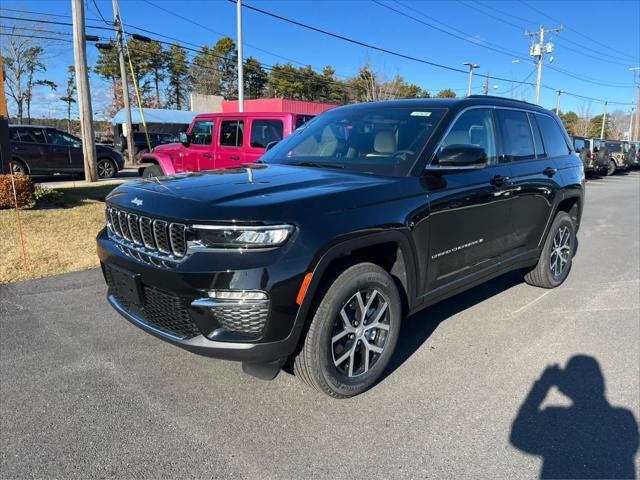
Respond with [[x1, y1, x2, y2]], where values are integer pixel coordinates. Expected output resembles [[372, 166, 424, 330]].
[[410, 111, 432, 117]]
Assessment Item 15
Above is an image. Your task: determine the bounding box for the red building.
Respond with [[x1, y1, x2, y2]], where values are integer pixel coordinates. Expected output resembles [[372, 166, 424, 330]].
[[222, 98, 339, 115]]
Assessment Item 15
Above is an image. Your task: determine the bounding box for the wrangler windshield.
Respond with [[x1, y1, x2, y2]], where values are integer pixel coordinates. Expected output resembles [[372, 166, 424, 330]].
[[260, 107, 445, 176]]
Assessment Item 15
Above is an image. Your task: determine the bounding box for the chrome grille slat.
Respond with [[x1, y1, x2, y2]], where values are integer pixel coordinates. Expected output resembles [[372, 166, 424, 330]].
[[153, 220, 171, 254], [127, 214, 143, 245], [139, 216, 155, 249], [105, 206, 187, 263]]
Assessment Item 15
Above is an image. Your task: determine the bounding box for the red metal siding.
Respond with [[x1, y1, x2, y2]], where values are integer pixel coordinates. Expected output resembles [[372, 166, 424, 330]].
[[222, 98, 338, 115]]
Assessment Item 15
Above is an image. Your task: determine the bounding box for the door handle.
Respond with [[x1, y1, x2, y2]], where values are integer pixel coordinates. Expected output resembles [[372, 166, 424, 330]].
[[490, 175, 509, 187], [230, 155, 240, 160], [202, 153, 212, 158], [543, 167, 558, 177]]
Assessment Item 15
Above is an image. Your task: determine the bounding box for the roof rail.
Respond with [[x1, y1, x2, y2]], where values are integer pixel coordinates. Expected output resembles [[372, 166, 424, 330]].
[[466, 94, 537, 106]]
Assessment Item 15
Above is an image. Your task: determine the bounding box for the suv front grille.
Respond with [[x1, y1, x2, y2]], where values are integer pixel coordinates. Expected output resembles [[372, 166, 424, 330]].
[[106, 206, 187, 260]]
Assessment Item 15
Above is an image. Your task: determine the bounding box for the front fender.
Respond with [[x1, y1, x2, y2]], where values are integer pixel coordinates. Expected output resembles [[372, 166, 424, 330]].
[[141, 153, 176, 175]]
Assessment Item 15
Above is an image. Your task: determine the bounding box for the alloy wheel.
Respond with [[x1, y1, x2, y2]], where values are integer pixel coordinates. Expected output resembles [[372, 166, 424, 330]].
[[12, 163, 26, 175], [549, 225, 571, 278], [331, 288, 390, 377], [98, 160, 114, 178]]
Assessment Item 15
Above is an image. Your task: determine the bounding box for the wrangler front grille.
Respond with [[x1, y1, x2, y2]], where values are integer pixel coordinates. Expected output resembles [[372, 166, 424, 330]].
[[106, 206, 187, 259]]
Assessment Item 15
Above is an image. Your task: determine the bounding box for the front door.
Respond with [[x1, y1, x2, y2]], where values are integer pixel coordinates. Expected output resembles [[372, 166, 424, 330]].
[[182, 119, 215, 172], [44, 129, 83, 172], [424, 108, 514, 292], [217, 118, 246, 168]]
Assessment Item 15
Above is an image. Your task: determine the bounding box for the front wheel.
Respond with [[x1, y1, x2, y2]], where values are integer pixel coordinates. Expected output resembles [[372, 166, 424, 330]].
[[97, 158, 117, 179], [11, 160, 28, 175], [606, 160, 616, 176], [524, 211, 575, 289], [293, 263, 402, 398], [141, 164, 163, 178]]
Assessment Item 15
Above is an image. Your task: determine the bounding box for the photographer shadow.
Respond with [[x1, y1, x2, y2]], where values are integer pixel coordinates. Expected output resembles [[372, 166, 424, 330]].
[[510, 355, 639, 479]]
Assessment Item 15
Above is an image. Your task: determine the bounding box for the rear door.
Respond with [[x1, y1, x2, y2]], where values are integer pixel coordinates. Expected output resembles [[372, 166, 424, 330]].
[[13, 128, 49, 173], [504, 111, 567, 257], [425, 107, 514, 291], [217, 118, 246, 168], [246, 117, 285, 164]]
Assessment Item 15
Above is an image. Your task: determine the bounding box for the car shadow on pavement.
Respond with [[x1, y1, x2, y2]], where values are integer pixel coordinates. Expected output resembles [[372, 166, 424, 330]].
[[381, 269, 524, 381], [510, 355, 639, 479]]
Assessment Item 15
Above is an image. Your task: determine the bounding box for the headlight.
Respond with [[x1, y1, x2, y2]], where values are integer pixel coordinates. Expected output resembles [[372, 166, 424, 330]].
[[190, 224, 294, 249]]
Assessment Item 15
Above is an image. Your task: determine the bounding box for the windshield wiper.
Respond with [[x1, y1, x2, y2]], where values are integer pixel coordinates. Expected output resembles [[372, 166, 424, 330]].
[[283, 161, 344, 169]]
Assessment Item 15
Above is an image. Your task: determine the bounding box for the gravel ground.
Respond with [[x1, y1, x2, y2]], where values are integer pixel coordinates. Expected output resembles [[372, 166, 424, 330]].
[[1, 171, 639, 479]]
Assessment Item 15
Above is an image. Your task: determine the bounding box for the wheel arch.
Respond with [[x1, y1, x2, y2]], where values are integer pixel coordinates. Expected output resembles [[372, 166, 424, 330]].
[[138, 153, 173, 176], [293, 231, 418, 336], [10, 156, 30, 174]]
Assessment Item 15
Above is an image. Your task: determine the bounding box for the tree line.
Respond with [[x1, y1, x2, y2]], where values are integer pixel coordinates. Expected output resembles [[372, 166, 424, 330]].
[[93, 36, 458, 115], [558, 108, 632, 140]]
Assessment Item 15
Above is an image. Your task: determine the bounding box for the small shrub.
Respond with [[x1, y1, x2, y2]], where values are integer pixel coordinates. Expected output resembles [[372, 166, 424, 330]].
[[34, 185, 65, 207], [0, 175, 35, 209]]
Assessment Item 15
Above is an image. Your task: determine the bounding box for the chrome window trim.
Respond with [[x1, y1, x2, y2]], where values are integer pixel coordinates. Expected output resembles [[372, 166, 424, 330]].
[[425, 104, 567, 170]]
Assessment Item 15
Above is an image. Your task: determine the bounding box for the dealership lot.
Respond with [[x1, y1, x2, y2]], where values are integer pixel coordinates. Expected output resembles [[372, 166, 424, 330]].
[[1, 172, 638, 478]]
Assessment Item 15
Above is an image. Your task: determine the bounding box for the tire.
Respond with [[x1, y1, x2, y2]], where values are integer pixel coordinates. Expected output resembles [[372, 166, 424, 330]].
[[142, 164, 163, 178], [11, 160, 28, 175], [293, 263, 402, 398], [606, 159, 616, 176], [97, 158, 117, 179], [524, 211, 575, 289]]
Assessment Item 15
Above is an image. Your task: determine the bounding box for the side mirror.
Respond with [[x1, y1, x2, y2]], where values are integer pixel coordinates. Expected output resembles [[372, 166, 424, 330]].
[[265, 140, 279, 152], [179, 131, 190, 146], [425, 144, 487, 173]]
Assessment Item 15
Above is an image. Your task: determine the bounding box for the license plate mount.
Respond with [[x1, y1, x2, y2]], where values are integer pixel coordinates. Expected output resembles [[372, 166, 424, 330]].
[[107, 264, 144, 307]]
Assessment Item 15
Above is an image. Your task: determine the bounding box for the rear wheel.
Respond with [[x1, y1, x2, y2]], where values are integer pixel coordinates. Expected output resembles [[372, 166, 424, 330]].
[[606, 159, 616, 176], [141, 164, 163, 178], [293, 263, 401, 398], [97, 158, 117, 179], [524, 211, 575, 289], [11, 160, 28, 175]]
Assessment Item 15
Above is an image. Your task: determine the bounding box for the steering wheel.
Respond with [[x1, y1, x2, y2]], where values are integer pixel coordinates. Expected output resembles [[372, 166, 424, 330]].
[[393, 149, 414, 159]]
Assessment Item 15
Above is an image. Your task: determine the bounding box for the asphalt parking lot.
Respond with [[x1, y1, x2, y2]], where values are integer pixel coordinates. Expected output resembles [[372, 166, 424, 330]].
[[1, 171, 639, 479]]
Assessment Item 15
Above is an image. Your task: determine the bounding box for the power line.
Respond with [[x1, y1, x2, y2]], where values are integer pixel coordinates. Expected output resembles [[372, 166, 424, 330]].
[[90, 0, 110, 25], [519, 0, 638, 62]]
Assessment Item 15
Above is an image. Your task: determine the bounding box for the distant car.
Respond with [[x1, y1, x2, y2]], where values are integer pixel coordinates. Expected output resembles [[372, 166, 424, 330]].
[[9, 125, 124, 179], [623, 141, 639, 168], [571, 136, 608, 175], [603, 140, 630, 174], [140, 112, 315, 177], [120, 132, 179, 163]]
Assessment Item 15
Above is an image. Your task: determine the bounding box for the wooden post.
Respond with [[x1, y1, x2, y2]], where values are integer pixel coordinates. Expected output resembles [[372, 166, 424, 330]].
[[0, 54, 11, 175], [71, 0, 97, 182]]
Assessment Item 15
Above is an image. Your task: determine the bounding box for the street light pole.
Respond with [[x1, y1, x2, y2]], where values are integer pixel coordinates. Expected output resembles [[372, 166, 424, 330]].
[[236, 0, 244, 112], [463, 62, 480, 97], [600, 101, 608, 140]]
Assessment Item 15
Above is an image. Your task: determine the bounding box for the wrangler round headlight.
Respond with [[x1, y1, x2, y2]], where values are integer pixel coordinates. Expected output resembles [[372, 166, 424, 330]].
[[190, 224, 294, 249]]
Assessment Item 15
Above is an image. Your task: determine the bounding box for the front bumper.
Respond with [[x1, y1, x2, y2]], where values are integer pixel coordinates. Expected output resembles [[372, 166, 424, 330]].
[[97, 229, 308, 364]]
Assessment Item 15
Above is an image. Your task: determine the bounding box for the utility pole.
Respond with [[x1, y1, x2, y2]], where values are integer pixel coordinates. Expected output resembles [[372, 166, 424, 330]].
[[0, 54, 11, 175], [600, 101, 608, 139], [629, 106, 635, 141], [112, 0, 135, 164], [555, 89, 563, 114], [71, 0, 97, 182], [631, 67, 640, 141], [525, 25, 563, 105], [463, 62, 480, 97], [484, 74, 490, 95], [236, 0, 244, 112]]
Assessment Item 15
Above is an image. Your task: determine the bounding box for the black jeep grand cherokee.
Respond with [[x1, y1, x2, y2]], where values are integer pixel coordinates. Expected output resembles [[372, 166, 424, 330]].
[[98, 96, 584, 398]]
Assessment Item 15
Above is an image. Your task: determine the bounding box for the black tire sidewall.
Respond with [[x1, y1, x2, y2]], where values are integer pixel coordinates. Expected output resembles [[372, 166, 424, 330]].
[[142, 165, 163, 178], [313, 266, 401, 397], [539, 212, 575, 287]]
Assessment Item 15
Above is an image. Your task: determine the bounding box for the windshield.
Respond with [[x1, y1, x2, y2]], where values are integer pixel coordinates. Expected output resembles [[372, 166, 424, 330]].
[[260, 106, 446, 176]]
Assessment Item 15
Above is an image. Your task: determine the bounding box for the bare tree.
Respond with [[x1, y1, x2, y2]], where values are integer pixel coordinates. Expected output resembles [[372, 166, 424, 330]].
[[60, 66, 77, 133], [608, 110, 629, 140], [576, 102, 592, 137], [1, 23, 56, 123]]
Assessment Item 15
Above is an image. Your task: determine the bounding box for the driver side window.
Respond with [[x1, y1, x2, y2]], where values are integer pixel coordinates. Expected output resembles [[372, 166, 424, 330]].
[[439, 109, 497, 166]]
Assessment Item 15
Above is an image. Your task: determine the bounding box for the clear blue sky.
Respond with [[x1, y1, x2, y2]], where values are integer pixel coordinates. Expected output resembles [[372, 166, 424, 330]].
[[4, 0, 639, 119]]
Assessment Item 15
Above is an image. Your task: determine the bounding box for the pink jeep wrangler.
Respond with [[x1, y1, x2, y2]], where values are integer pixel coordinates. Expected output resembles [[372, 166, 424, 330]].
[[140, 112, 313, 177]]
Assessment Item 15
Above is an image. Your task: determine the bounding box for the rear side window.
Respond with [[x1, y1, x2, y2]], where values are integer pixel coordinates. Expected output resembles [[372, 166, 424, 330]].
[[16, 128, 46, 144], [220, 120, 244, 147], [496, 110, 535, 162], [536, 114, 571, 157], [606, 143, 622, 153], [250, 119, 283, 148], [190, 120, 214, 145], [573, 138, 586, 152], [295, 116, 313, 129], [10, 129, 20, 141]]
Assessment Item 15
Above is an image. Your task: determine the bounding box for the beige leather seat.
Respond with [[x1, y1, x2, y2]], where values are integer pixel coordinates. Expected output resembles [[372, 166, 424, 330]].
[[367, 130, 397, 157]]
